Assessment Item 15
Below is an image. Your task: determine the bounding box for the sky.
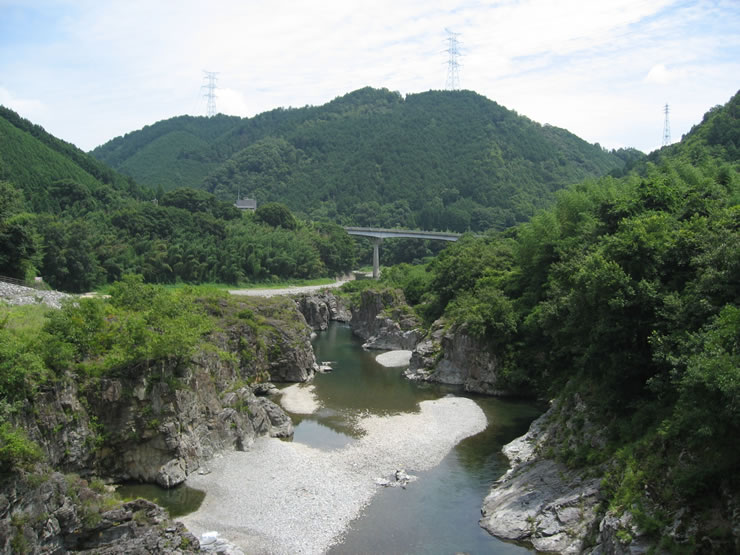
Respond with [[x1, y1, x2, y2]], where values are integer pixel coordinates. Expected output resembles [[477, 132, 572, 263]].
[[0, 0, 738, 153]]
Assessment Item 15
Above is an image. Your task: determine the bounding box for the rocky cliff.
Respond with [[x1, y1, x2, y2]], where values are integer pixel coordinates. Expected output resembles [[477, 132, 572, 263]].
[[349, 289, 423, 350], [480, 401, 605, 553], [1, 473, 199, 553], [478, 396, 721, 554], [296, 290, 351, 331], [1, 293, 314, 552], [404, 320, 512, 395]]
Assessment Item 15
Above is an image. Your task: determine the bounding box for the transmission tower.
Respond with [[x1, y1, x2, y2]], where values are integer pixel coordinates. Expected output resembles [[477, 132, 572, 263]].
[[445, 29, 461, 90], [662, 103, 671, 147], [202, 71, 219, 117]]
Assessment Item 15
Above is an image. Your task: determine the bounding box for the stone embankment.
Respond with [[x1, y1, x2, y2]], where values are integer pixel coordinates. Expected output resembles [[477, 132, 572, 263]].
[[0, 281, 71, 308]]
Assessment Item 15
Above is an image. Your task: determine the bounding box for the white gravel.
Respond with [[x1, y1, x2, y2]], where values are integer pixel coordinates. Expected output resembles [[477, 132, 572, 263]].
[[179, 396, 486, 554], [0, 281, 71, 309], [375, 350, 412, 367], [279, 384, 321, 415], [229, 280, 349, 298]]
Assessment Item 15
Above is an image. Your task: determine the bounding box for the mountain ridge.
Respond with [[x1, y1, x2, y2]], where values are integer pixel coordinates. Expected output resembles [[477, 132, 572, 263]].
[[92, 88, 639, 231]]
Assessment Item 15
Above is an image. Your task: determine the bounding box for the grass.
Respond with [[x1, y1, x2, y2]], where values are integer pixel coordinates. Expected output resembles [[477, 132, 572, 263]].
[[0, 303, 50, 337]]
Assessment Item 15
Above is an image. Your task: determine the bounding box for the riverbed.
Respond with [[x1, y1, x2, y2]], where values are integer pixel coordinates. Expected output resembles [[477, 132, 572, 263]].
[[182, 322, 541, 553]]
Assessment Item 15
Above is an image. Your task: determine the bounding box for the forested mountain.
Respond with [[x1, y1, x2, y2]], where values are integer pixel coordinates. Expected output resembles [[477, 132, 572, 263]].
[[376, 90, 739, 550], [93, 88, 638, 231], [0, 107, 355, 292]]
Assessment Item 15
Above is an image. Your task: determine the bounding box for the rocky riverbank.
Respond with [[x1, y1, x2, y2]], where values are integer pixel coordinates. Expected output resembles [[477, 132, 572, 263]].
[[1, 293, 317, 552], [180, 397, 487, 554]]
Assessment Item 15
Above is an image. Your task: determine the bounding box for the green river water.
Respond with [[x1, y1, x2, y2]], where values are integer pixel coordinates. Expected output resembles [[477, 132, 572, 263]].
[[119, 322, 542, 553]]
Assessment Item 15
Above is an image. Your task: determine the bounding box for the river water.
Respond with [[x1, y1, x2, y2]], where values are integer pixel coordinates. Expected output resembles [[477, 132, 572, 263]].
[[119, 321, 541, 553], [305, 322, 540, 554]]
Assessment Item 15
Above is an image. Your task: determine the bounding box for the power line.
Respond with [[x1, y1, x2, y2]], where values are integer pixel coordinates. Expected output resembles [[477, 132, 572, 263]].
[[662, 103, 671, 147], [445, 29, 461, 90], [202, 71, 218, 117]]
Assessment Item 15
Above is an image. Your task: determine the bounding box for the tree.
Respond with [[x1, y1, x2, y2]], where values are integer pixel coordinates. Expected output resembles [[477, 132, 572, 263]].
[[254, 202, 297, 229]]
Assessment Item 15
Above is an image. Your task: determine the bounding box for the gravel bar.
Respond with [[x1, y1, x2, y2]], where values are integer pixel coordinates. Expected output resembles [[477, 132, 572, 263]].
[[279, 384, 321, 415], [375, 350, 412, 367], [179, 396, 487, 554]]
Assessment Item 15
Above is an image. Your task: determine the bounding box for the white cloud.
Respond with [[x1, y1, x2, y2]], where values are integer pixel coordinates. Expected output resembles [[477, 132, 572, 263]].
[[644, 64, 687, 84], [0, 86, 48, 120], [0, 0, 737, 152]]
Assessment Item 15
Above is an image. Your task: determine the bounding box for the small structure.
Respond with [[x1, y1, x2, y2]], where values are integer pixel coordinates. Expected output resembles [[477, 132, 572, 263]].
[[235, 198, 257, 211]]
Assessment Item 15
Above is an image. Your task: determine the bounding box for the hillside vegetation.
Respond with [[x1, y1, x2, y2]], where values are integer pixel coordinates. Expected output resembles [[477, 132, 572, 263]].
[[92, 88, 638, 231], [373, 90, 739, 551], [0, 107, 355, 292]]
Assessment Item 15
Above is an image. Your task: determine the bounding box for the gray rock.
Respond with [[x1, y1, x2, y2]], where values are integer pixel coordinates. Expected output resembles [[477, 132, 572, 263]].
[[480, 406, 603, 554], [296, 291, 351, 331], [350, 289, 423, 350], [405, 321, 511, 394]]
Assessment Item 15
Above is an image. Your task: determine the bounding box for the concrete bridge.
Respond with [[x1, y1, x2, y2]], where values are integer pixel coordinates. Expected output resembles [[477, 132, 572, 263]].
[[344, 227, 461, 279]]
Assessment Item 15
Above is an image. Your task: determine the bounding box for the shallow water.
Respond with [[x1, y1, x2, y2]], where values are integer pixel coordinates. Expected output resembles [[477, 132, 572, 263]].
[[294, 322, 541, 554], [115, 482, 205, 518]]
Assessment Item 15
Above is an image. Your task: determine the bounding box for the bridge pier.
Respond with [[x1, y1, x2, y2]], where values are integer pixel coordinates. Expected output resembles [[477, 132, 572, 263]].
[[372, 237, 382, 279]]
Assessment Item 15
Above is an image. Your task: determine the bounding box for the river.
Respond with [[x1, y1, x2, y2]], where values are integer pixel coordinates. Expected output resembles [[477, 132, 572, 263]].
[[302, 322, 540, 553], [120, 321, 541, 553]]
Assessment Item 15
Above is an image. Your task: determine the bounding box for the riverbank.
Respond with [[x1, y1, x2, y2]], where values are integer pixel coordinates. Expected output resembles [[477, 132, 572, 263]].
[[179, 396, 486, 554]]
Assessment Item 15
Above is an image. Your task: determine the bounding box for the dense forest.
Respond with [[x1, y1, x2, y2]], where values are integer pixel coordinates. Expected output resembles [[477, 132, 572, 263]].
[[92, 88, 641, 231], [0, 107, 355, 292], [370, 90, 739, 550]]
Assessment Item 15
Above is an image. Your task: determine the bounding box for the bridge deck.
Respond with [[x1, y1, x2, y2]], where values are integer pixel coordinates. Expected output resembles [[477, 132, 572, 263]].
[[344, 227, 461, 241]]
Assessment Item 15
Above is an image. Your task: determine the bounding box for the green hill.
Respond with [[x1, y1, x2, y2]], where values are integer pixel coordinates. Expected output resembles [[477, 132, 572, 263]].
[[0, 106, 142, 213], [0, 107, 355, 291], [92, 88, 636, 231]]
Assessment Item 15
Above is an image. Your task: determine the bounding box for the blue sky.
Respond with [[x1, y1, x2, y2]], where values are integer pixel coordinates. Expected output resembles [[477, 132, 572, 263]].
[[1, 0, 738, 153]]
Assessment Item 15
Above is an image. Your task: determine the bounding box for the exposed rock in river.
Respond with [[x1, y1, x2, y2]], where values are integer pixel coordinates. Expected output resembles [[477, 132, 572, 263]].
[[350, 289, 423, 350], [296, 290, 350, 331], [405, 320, 511, 394], [0, 473, 199, 553], [480, 405, 602, 553]]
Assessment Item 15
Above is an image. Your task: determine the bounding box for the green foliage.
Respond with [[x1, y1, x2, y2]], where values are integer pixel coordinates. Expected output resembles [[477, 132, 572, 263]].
[[92, 87, 630, 232], [376, 92, 740, 528], [40, 279, 213, 376], [0, 107, 356, 292], [0, 422, 43, 473], [254, 202, 297, 229]]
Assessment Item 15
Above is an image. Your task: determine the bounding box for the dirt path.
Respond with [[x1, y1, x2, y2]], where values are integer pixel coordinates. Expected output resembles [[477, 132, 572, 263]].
[[228, 279, 349, 298]]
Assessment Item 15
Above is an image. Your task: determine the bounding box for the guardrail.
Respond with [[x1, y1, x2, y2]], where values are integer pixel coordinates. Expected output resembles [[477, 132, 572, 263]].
[[0, 274, 46, 290]]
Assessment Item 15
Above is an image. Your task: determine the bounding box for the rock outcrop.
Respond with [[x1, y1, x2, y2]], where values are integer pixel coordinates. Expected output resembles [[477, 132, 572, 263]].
[[350, 289, 423, 350], [405, 320, 510, 394], [10, 296, 309, 488], [296, 291, 351, 331], [0, 473, 199, 554], [480, 398, 665, 554], [480, 405, 603, 553]]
